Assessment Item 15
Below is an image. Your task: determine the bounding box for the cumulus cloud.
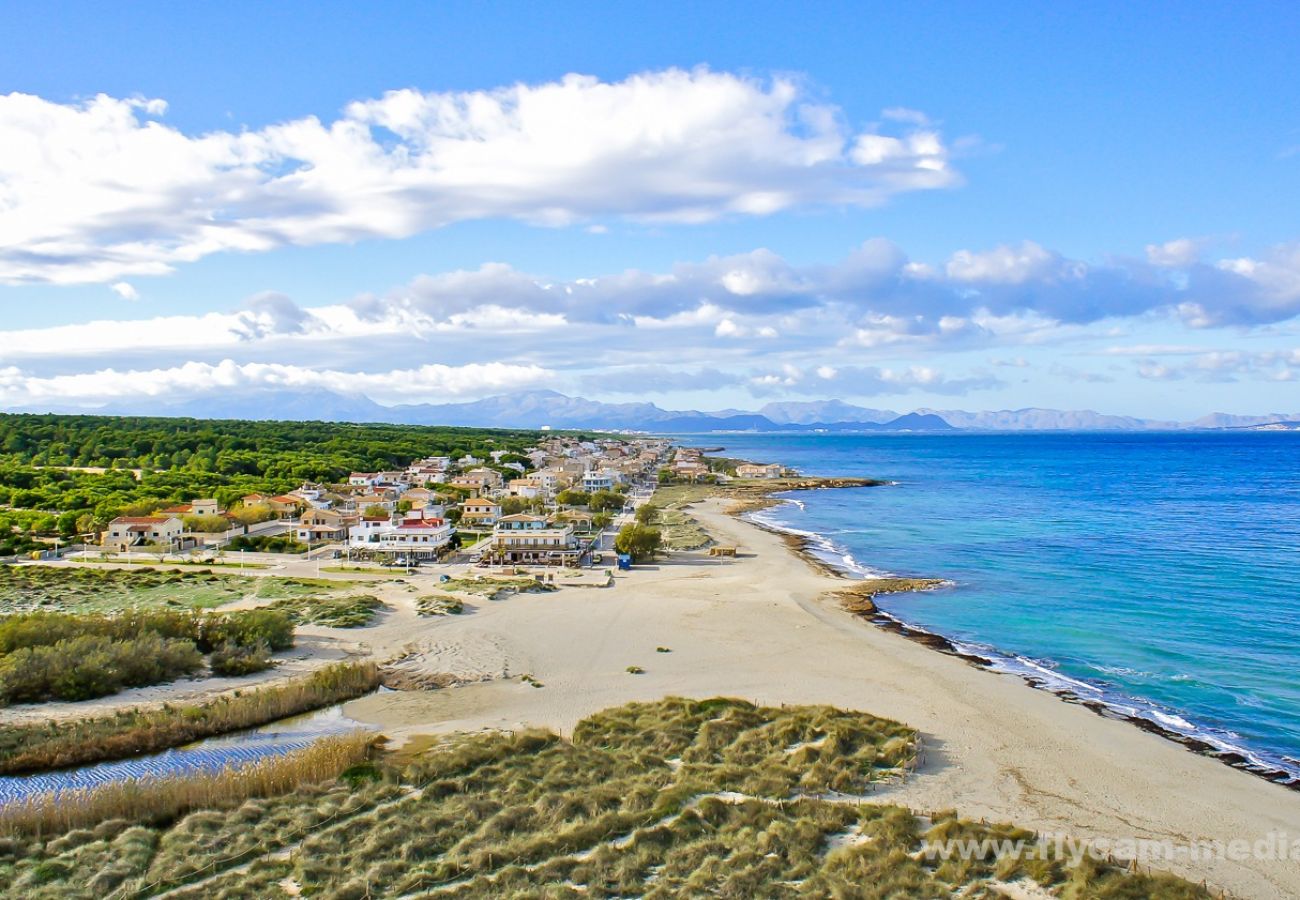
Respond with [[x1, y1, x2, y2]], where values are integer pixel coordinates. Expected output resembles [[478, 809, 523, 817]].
[[0, 359, 555, 407], [0, 70, 960, 284], [109, 281, 139, 301]]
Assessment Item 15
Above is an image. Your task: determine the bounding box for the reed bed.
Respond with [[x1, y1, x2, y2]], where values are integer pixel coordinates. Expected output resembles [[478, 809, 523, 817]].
[[0, 732, 372, 838], [0, 661, 380, 774]]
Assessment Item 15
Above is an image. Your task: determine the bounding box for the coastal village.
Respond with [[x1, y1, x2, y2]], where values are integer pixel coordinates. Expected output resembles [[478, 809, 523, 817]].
[[0, 418, 1288, 899], [89, 437, 742, 569]]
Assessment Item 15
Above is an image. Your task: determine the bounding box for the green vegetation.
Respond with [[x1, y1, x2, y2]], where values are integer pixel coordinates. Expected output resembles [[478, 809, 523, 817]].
[[0, 698, 1204, 898], [656, 506, 711, 550], [626, 665, 646, 674], [0, 565, 351, 614], [415, 594, 465, 616], [0, 413, 542, 537], [224, 534, 307, 554], [0, 608, 293, 704], [264, 594, 384, 628], [587, 489, 625, 512], [614, 523, 662, 562], [0, 662, 380, 775]]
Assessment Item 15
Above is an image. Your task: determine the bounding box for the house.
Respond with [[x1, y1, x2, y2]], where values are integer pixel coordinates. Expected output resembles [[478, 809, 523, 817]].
[[348, 472, 381, 487], [581, 470, 615, 493], [486, 514, 580, 566], [103, 515, 186, 551], [375, 518, 455, 560], [158, 498, 222, 518], [459, 497, 502, 527], [554, 509, 596, 532], [351, 492, 395, 514], [348, 515, 393, 547], [400, 487, 435, 509], [736, 463, 785, 479], [295, 507, 355, 543], [531, 467, 568, 496], [508, 478, 543, 499], [467, 467, 505, 489]]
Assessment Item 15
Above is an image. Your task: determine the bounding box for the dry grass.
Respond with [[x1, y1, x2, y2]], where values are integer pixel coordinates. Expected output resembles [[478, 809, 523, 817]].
[[0, 697, 1208, 899]]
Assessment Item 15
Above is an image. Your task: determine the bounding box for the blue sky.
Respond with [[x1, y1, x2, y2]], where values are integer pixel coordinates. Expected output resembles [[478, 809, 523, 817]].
[[1, 1, 1298, 418]]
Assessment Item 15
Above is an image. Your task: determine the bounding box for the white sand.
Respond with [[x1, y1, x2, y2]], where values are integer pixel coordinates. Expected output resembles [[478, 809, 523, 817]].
[[338, 499, 1300, 899]]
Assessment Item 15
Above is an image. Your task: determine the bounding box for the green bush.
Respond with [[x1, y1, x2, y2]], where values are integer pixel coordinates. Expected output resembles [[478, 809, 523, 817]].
[[208, 642, 273, 677], [0, 634, 203, 703], [0, 608, 293, 704]]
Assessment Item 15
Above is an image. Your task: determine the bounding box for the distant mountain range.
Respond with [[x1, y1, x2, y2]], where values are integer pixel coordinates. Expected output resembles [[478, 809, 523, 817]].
[[6, 388, 1299, 433]]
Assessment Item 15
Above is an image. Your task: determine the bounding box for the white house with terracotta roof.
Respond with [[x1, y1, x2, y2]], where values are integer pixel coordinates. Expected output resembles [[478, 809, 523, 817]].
[[103, 515, 185, 551], [459, 497, 501, 527]]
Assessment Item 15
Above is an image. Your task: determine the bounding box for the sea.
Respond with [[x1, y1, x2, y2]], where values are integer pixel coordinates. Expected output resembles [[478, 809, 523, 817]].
[[684, 431, 1300, 782]]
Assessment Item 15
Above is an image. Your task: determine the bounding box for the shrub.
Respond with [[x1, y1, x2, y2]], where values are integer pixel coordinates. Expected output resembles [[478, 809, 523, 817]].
[[209, 642, 273, 677], [0, 634, 203, 704]]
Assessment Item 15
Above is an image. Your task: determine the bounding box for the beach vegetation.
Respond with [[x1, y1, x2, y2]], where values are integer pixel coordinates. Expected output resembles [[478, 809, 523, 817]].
[[0, 565, 357, 614], [263, 594, 384, 628], [0, 697, 1205, 898], [415, 594, 465, 616], [0, 608, 293, 704]]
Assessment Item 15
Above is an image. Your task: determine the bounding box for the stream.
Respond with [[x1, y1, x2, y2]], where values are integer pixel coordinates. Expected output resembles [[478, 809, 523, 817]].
[[0, 695, 378, 804]]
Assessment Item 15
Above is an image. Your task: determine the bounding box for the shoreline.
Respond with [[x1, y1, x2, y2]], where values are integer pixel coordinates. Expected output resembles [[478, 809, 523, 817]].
[[337, 493, 1300, 897], [742, 487, 1300, 793]]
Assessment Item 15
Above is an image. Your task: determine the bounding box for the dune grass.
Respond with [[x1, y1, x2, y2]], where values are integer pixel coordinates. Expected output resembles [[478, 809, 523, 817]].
[[436, 576, 556, 600], [263, 594, 384, 628], [0, 697, 1208, 898], [0, 661, 380, 775], [415, 594, 465, 616], [0, 565, 355, 614]]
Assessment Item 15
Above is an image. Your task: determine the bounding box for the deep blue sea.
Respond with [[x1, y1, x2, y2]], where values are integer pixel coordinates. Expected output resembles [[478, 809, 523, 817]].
[[687, 432, 1300, 780]]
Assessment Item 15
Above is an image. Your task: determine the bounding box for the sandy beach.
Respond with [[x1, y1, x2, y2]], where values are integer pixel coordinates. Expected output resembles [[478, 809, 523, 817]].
[[330, 498, 1300, 899]]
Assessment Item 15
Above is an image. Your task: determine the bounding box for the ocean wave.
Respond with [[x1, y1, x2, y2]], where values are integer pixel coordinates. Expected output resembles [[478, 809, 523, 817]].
[[973, 644, 1293, 777]]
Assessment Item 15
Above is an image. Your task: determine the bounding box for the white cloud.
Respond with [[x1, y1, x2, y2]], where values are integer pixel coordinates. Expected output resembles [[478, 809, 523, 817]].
[[1131, 348, 1300, 383], [4, 237, 1300, 388], [748, 363, 1002, 397], [0, 70, 960, 284], [0, 359, 554, 406], [109, 281, 139, 301], [1145, 237, 1205, 267]]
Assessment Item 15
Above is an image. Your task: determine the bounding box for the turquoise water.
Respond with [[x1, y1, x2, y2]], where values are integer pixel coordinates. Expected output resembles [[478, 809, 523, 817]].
[[693, 432, 1300, 781]]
